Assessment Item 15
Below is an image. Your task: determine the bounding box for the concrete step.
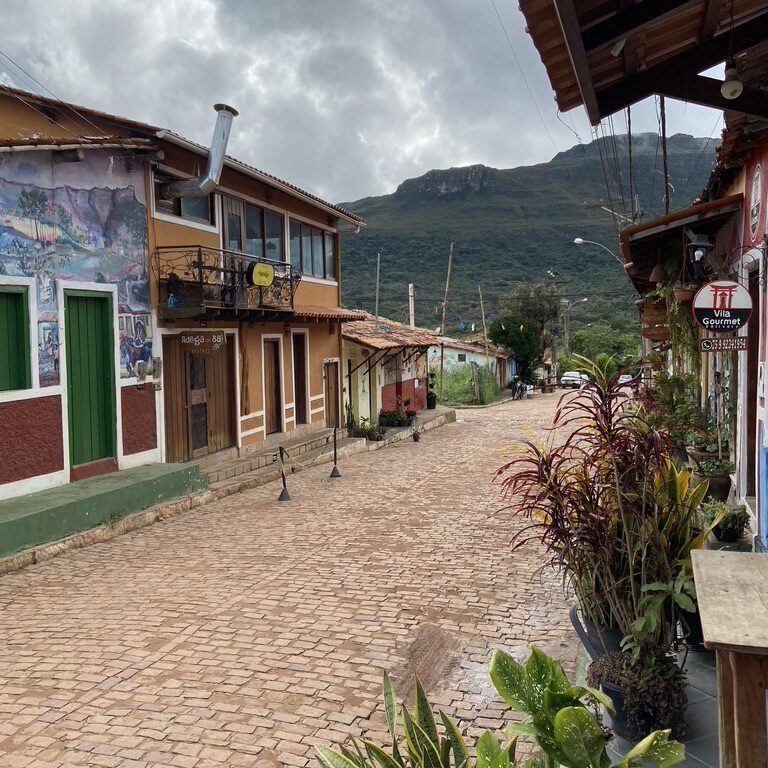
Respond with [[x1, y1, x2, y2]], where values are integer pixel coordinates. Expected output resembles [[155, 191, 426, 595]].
[[0, 464, 207, 559]]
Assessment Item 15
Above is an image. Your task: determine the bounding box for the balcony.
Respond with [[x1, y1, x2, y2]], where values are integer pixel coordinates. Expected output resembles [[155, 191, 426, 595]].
[[153, 245, 301, 320]]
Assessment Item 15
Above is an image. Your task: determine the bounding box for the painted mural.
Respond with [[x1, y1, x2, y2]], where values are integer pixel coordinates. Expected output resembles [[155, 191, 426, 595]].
[[0, 151, 149, 384]]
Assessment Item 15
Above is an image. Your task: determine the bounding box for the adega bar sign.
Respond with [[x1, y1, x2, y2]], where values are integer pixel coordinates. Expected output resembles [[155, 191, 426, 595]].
[[692, 280, 752, 333], [180, 331, 227, 355]]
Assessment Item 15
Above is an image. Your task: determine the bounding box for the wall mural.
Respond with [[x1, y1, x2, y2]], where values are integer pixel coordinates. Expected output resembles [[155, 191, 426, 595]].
[[0, 152, 149, 385]]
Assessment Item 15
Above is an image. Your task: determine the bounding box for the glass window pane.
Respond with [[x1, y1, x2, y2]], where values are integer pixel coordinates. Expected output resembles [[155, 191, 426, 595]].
[[312, 230, 323, 277], [180, 195, 210, 223], [245, 205, 264, 258], [289, 219, 301, 271], [324, 232, 335, 280], [300, 223, 312, 274], [265, 210, 283, 262], [226, 212, 242, 251]]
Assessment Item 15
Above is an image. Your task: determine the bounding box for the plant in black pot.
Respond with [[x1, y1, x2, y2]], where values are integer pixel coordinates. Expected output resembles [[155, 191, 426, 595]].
[[694, 457, 735, 502], [495, 355, 709, 741], [702, 498, 749, 543]]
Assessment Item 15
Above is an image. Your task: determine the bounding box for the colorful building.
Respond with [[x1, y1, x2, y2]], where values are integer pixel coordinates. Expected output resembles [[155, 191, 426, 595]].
[[0, 86, 362, 501]]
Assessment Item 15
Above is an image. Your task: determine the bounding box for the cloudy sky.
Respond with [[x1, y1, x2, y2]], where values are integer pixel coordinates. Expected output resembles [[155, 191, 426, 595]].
[[1, 0, 723, 203]]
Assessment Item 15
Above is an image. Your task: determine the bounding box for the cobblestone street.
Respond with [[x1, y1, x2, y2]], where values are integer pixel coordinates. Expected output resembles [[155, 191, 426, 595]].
[[0, 394, 578, 768]]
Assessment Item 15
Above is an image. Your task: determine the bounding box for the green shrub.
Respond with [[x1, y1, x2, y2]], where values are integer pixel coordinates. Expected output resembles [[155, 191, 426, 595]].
[[438, 363, 501, 405]]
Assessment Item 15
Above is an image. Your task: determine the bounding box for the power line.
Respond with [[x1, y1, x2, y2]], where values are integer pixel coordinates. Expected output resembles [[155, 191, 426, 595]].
[[488, 0, 559, 155]]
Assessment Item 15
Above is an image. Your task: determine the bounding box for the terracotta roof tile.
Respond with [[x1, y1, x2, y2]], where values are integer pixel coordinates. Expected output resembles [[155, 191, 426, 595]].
[[293, 305, 367, 322], [343, 314, 439, 350]]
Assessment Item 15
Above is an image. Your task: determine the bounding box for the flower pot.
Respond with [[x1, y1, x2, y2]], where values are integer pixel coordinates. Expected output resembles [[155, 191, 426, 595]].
[[696, 471, 731, 502], [412, 432, 420, 442], [568, 605, 623, 662], [600, 680, 656, 741], [679, 606, 704, 648], [673, 288, 694, 302], [713, 518, 744, 543], [426, 391, 437, 409]]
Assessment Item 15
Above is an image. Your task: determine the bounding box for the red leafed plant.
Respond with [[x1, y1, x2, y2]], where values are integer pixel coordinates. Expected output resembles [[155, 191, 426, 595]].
[[495, 356, 706, 660]]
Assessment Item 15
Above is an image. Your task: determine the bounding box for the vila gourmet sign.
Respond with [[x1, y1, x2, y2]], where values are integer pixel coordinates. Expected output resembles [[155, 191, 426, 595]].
[[700, 337, 748, 352], [180, 331, 226, 355], [692, 281, 753, 333]]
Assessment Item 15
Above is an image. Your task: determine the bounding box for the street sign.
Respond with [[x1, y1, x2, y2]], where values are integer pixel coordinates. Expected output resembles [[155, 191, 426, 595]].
[[700, 337, 748, 352], [180, 331, 227, 355], [692, 280, 752, 332]]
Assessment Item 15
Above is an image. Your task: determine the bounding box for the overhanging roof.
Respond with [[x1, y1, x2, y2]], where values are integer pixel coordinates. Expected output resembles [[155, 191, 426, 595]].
[[518, 0, 768, 123], [343, 314, 438, 351], [619, 193, 742, 294]]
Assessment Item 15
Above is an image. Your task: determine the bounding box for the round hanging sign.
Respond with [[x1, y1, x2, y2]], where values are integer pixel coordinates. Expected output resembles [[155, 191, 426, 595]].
[[692, 280, 752, 333], [246, 262, 275, 287]]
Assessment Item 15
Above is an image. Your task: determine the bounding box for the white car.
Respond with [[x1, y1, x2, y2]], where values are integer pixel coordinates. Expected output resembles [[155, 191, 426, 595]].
[[560, 371, 588, 388]]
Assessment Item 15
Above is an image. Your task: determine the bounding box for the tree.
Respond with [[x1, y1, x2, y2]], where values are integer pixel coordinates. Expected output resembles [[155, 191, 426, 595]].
[[18, 188, 49, 241], [504, 283, 561, 334], [489, 314, 541, 382], [571, 322, 639, 365]]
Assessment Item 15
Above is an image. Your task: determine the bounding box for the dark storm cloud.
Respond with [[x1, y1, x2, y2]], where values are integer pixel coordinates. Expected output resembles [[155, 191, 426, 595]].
[[1, 0, 721, 202]]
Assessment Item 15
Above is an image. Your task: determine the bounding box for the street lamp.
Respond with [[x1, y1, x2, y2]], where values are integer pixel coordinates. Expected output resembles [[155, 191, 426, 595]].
[[561, 297, 589, 358], [573, 237, 622, 264]]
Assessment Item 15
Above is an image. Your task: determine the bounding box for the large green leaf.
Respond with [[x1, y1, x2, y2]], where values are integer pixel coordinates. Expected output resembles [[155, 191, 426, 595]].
[[553, 706, 609, 768], [563, 685, 615, 715], [476, 731, 503, 768], [414, 679, 439, 745], [363, 741, 405, 768], [316, 746, 367, 768], [489, 650, 539, 714], [613, 730, 685, 768], [439, 711, 471, 768], [402, 706, 442, 768], [383, 672, 398, 737]]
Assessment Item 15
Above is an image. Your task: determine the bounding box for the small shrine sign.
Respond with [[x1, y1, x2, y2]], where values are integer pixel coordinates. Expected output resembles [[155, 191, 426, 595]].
[[692, 280, 752, 333], [180, 331, 226, 355]]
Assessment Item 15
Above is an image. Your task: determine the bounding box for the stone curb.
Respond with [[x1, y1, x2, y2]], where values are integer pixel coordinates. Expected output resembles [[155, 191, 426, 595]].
[[0, 409, 456, 576]]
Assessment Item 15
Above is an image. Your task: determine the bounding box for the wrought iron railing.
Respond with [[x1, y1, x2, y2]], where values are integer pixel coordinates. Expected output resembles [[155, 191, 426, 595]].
[[153, 245, 301, 315]]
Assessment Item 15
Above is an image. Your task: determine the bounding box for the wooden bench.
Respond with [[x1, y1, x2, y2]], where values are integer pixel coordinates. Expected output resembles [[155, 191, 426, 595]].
[[691, 550, 768, 768]]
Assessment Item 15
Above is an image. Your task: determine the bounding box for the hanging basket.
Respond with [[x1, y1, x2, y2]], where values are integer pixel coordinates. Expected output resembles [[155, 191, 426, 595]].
[[673, 288, 695, 302]]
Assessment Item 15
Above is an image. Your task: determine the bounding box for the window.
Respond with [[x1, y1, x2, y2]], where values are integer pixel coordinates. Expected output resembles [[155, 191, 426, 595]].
[[153, 171, 215, 225], [457, 353, 467, 362], [288, 218, 337, 279], [0, 287, 30, 391], [223, 197, 284, 261]]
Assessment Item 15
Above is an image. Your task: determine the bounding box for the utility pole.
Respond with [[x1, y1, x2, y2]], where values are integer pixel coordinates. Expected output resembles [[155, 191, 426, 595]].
[[478, 286, 490, 365], [408, 283, 415, 328], [660, 96, 670, 215], [374, 250, 381, 331], [439, 242, 453, 397]]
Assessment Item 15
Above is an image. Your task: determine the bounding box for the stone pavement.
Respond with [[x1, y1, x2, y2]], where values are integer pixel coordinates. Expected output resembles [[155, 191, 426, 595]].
[[0, 394, 578, 768]]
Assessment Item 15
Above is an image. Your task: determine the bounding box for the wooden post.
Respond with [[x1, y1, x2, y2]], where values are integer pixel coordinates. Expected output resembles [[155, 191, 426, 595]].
[[479, 286, 490, 366], [440, 242, 453, 335]]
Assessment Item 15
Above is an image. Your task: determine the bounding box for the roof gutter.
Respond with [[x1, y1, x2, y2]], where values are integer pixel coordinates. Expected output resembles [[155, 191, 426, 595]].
[[160, 103, 238, 199]]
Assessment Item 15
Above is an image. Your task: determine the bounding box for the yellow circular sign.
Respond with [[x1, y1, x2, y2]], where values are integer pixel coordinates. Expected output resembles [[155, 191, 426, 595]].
[[246, 262, 275, 287]]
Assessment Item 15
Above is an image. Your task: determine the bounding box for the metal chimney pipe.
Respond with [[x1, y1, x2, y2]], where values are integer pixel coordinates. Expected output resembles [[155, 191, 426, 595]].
[[160, 103, 238, 199]]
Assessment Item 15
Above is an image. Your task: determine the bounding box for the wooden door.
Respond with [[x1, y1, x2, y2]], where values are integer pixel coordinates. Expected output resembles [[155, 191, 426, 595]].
[[65, 292, 116, 466], [292, 333, 308, 425], [163, 335, 235, 462], [324, 361, 340, 428], [264, 339, 282, 434]]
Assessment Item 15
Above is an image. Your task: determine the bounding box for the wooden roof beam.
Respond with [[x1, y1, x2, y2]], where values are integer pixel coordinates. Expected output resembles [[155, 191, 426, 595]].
[[659, 76, 768, 120], [582, 0, 695, 52], [552, 0, 602, 123], [595, 13, 768, 118]]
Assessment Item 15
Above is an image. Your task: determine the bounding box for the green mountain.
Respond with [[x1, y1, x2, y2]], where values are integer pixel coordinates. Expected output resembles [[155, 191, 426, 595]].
[[338, 132, 718, 333]]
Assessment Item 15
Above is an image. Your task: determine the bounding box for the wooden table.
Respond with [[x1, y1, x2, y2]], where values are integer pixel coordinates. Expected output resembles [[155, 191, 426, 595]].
[[691, 550, 768, 768]]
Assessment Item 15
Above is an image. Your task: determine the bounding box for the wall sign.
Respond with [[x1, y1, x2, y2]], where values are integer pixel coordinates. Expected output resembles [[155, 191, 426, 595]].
[[180, 331, 226, 355], [692, 280, 753, 332], [700, 337, 748, 352], [246, 262, 274, 287], [750, 163, 762, 242]]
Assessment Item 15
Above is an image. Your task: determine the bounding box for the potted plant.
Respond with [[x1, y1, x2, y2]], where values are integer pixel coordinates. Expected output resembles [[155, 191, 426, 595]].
[[495, 356, 705, 740], [672, 281, 698, 302], [694, 457, 735, 502], [702, 498, 749, 543], [394, 396, 409, 427]]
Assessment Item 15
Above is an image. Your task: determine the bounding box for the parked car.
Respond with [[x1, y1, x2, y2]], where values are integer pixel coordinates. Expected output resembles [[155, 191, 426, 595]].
[[560, 371, 588, 388]]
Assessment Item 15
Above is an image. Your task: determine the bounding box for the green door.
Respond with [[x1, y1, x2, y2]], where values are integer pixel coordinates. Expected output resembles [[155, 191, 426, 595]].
[[65, 291, 116, 466]]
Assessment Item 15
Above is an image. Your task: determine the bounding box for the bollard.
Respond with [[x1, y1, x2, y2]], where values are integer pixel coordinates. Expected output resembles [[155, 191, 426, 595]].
[[330, 426, 341, 478], [277, 446, 291, 501]]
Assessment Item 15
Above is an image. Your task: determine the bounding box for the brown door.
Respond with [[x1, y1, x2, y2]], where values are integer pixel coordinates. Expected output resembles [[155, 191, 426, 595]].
[[264, 339, 282, 434], [292, 333, 308, 425], [324, 361, 340, 428], [163, 335, 235, 462]]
